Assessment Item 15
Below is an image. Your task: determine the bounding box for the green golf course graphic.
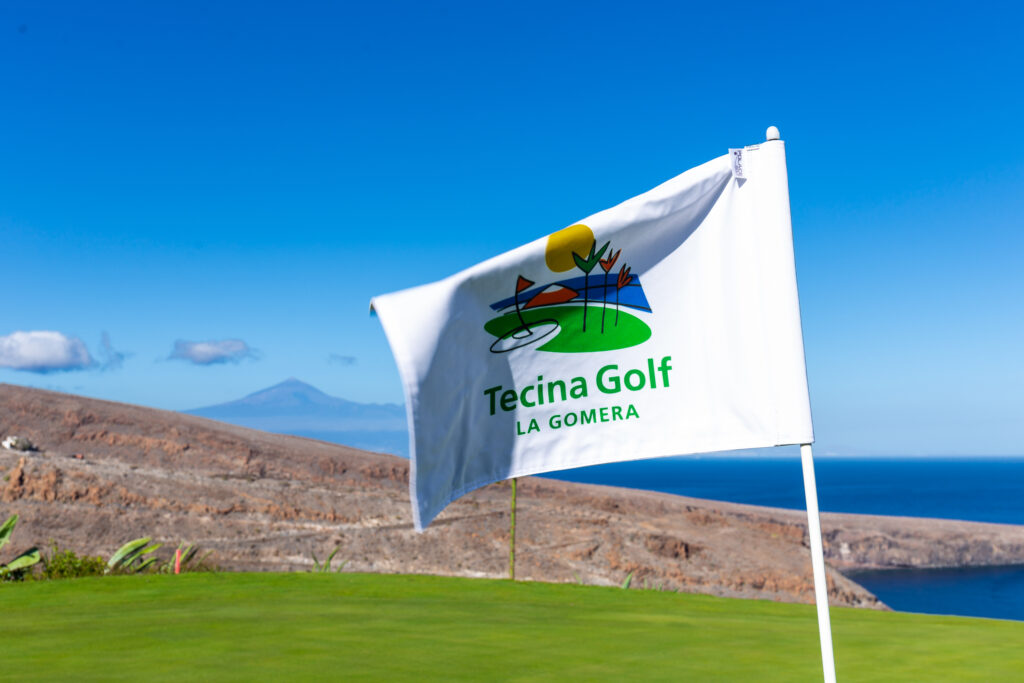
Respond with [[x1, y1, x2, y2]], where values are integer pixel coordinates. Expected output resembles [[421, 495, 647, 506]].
[[485, 224, 653, 354]]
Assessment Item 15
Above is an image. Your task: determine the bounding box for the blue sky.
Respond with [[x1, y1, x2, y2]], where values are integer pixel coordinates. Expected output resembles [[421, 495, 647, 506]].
[[2, 1, 1022, 455]]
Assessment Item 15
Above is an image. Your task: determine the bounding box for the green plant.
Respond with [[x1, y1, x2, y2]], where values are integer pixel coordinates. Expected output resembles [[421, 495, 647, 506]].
[[40, 543, 105, 580], [0, 514, 41, 581], [158, 543, 216, 574], [106, 537, 162, 574], [598, 246, 620, 333], [621, 571, 634, 589], [571, 239, 610, 332], [640, 578, 664, 592], [311, 546, 347, 573]]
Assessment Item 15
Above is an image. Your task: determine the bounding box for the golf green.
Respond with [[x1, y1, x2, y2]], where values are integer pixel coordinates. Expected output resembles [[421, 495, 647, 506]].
[[485, 305, 651, 353], [3, 572, 1022, 681]]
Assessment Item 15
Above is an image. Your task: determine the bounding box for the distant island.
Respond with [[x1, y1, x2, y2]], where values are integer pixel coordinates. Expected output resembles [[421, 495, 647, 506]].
[[186, 378, 409, 456]]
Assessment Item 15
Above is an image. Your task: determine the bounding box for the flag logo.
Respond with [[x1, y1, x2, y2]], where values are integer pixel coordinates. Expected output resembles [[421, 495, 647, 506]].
[[485, 223, 652, 353]]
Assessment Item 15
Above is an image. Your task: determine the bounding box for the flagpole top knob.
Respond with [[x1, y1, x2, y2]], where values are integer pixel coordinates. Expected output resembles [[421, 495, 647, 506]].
[[766, 125, 781, 141]]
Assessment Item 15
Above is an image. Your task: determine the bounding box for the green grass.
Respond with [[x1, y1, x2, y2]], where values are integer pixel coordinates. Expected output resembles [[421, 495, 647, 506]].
[[3, 573, 1023, 681], [485, 305, 651, 353]]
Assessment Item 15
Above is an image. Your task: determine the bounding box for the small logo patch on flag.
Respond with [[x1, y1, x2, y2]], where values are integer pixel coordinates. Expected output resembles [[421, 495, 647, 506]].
[[729, 148, 745, 179]]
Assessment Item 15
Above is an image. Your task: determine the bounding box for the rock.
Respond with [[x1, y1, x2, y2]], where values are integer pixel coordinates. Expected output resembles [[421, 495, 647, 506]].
[[2, 435, 36, 452]]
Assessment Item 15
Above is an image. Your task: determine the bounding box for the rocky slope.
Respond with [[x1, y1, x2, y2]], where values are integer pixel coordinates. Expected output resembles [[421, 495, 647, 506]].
[[4, 384, 1024, 609]]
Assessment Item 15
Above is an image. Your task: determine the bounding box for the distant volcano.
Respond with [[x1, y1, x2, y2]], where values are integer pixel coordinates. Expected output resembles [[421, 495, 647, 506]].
[[186, 378, 408, 456]]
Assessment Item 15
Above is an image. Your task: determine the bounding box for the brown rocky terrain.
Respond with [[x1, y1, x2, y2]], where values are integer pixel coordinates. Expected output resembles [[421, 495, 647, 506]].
[[4, 383, 1024, 610]]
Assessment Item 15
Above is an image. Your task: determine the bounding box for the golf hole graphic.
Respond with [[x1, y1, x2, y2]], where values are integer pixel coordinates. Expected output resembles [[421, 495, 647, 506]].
[[489, 319, 560, 353]]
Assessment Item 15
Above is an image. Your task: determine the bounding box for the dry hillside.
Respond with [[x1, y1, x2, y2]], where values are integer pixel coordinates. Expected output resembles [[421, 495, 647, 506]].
[[5, 384, 1024, 608]]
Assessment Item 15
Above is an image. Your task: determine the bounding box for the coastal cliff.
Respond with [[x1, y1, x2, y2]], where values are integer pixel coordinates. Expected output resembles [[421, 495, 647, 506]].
[[4, 383, 1023, 609]]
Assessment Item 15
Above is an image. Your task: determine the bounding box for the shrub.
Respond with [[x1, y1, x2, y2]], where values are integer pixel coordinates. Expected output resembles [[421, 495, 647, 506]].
[[40, 544, 106, 580]]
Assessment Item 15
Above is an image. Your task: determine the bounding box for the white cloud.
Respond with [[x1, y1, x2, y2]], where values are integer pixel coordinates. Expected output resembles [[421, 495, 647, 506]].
[[328, 353, 356, 366], [0, 331, 94, 373], [169, 339, 256, 365]]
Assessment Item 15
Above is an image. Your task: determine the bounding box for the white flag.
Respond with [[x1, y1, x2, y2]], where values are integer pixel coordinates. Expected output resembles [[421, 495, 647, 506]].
[[371, 140, 813, 530]]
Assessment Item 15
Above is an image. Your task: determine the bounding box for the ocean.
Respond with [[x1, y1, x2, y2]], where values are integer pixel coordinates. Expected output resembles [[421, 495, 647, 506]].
[[542, 455, 1024, 621]]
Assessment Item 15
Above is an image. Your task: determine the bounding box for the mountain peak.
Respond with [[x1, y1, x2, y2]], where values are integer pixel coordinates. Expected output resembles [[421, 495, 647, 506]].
[[253, 377, 326, 397], [184, 379, 407, 454], [187, 379, 403, 420], [229, 378, 338, 410]]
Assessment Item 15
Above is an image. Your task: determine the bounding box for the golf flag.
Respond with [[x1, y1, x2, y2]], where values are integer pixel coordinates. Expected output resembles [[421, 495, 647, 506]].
[[371, 140, 812, 530]]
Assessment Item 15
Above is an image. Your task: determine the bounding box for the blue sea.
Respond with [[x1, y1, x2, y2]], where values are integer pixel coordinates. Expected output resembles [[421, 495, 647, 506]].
[[542, 455, 1024, 621]]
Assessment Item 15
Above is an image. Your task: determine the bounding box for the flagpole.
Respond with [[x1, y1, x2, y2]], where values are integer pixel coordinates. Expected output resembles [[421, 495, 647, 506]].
[[509, 477, 517, 580], [800, 443, 837, 683], [766, 124, 836, 681]]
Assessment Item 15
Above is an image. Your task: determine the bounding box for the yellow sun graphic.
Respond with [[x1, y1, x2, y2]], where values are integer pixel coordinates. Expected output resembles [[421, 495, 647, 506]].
[[545, 223, 595, 273]]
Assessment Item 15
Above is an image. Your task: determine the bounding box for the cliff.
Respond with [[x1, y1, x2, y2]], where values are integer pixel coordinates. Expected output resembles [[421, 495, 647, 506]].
[[4, 383, 1023, 608]]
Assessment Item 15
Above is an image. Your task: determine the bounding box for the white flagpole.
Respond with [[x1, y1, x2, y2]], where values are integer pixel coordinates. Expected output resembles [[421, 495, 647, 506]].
[[765, 124, 836, 681], [800, 443, 837, 682]]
